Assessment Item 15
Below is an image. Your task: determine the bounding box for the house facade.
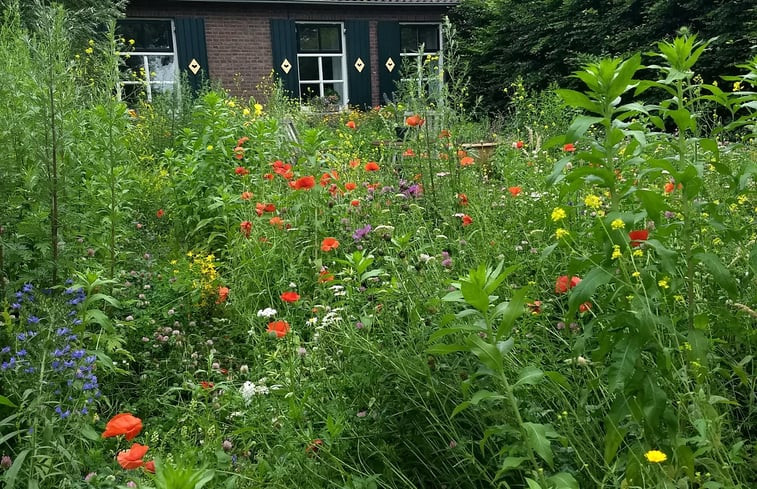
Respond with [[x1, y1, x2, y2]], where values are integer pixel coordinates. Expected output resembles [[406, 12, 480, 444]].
[[121, 0, 457, 107]]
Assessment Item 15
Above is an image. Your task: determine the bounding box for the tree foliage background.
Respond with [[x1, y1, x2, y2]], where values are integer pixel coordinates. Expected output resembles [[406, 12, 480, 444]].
[[450, 0, 757, 113]]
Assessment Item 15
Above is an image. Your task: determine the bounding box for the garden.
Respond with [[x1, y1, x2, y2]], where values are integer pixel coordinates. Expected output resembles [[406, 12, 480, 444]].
[[1, 2, 756, 489]]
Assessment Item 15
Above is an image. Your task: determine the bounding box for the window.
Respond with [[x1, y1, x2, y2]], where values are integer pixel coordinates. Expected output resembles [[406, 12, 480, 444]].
[[116, 19, 178, 103], [296, 23, 347, 107], [399, 23, 442, 97]]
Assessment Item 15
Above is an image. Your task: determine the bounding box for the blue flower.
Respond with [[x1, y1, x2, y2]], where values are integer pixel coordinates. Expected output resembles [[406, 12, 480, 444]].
[[85, 355, 96, 364], [65, 278, 73, 285], [16, 333, 27, 341], [54, 406, 71, 419], [72, 349, 85, 359], [80, 407, 88, 415], [72, 319, 82, 325], [23, 367, 35, 374], [11, 302, 20, 310], [17, 349, 27, 357], [27, 316, 40, 324], [1, 346, 10, 354], [56, 328, 70, 336], [22, 283, 33, 293]]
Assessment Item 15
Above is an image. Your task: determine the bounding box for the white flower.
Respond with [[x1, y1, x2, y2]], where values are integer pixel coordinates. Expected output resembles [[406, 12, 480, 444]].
[[256, 307, 277, 318], [306, 317, 319, 326]]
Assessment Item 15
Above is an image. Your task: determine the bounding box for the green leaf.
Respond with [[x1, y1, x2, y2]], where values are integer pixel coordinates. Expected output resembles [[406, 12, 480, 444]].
[[603, 420, 628, 464], [607, 336, 642, 392], [515, 366, 544, 387], [636, 190, 669, 220], [556, 89, 602, 114], [0, 395, 16, 408], [426, 343, 468, 355], [81, 424, 100, 441], [453, 389, 506, 417], [523, 422, 554, 468], [497, 287, 528, 340], [548, 472, 579, 489], [429, 324, 487, 342], [461, 278, 489, 313], [525, 478, 544, 489], [693, 252, 737, 297], [568, 267, 613, 316], [544, 371, 571, 389], [2, 448, 29, 489], [566, 115, 604, 142], [469, 336, 503, 373]]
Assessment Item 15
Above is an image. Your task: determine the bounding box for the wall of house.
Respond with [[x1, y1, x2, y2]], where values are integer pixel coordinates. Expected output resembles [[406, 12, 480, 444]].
[[126, 1, 448, 105]]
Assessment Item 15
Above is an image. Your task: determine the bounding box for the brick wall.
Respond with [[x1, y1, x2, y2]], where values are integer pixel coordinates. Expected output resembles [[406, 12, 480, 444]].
[[126, 1, 448, 105]]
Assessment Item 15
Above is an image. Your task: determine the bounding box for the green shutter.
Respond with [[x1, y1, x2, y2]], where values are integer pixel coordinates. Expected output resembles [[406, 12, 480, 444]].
[[345, 20, 371, 109], [175, 17, 209, 92], [377, 21, 401, 103], [270, 19, 299, 98]]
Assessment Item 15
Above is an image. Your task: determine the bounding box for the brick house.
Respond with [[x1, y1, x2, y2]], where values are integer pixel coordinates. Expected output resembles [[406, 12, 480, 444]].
[[120, 0, 457, 107]]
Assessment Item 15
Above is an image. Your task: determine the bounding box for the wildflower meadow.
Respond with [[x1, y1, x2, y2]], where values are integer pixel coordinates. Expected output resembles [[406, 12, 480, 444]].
[[0, 2, 755, 489]]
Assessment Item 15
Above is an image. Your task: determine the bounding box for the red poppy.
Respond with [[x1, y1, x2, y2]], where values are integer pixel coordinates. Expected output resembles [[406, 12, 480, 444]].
[[364, 161, 380, 172], [306, 438, 323, 454], [263, 173, 274, 180], [508, 186, 522, 197], [345, 182, 356, 191], [241, 191, 253, 200], [200, 381, 214, 389], [266, 320, 290, 338], [321, 237, 339, 252], [460, 156, 475, 166], [117, 443, 149, 470], [579, 301, 592, 313], [458, 193, 468, 206], [350, 199, 360, 207], [514, 140, 524, 149], [664, 181, 675, 193], [217, 286, 230, 304], [403, 148, 415, 157], [457, 149, 468, 158], [563, 143, 576, 152], [527, 300, 542, 314], [318, 269, 335, 283], [144, 460, 156, 474], [237, 136, 249, 146], [269, 216, 284, 228], [461, 214, 473, 227], [235, 166, 250, 176], [349, 159, 361, 169], [240, 220, 252, 238], [319, 171, 338, 187], [272, 161, 293, 180], [293, 175, 315, 190], [555, 275, 581, 294], [628, 229, 649, 247], [156, 209, 164, 218], [256, 203, 276, 217], [405, 114, 424, 127], [234, 147, 245, 160], [345, 120, 356, 129], [281, 291, 300, 303], [439, 129, 451, 138], [102, 413, 143, 441]]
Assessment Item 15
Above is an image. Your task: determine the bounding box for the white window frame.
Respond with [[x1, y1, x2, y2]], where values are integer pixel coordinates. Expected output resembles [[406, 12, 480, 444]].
[[117, 18, 179, 103], [296, 22, 349, 109]]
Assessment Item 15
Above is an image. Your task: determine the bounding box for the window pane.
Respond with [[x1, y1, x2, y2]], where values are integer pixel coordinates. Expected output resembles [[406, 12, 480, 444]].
[[298, 26, 319, 52], [147, 55, 176, 84], [122, 55, 147, 81], [120, 83, 147, 106], [321, 56, 342, 81], [298, 57, 319, 81], [300, 83, 321, 100], [117, 20, 173, 52], [323, 82, 344, 103], [419, 26, 440, 52], [319, 26, 340, 52], [400, 26, 418, 52]]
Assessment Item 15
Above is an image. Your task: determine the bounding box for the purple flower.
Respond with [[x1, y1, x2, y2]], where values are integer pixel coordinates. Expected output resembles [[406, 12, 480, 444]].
[[22, 283, 33, 293], [1, 346, 10, 354], [352, 224, 372, 242]]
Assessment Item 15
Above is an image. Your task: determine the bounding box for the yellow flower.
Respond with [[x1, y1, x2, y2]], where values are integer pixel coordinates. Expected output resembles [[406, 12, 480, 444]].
[[555, 228, 569, 239], [584, 194, 602, 209], [85, 47, 93, 55], [611, 245, 622, 260], [733, 81, 741, 92], [631, 271, 641, 278], [658, 277, 670, 289], [633, 249, 644, 257], [611, 219, 625, 230], [128, 39, 135, 45], [737, 194, 748, 205], [207, 145, 214, 151], [227, 100, 235, 108], [242, 107, 250, 116], [551, 207, 567, 222], [254, 103, 264, 116], [88, 39, 95, 46], [644, 450, 667, 463]]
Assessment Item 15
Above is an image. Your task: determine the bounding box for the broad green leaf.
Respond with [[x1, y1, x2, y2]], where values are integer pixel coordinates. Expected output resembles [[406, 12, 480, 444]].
[[693, 252, 737, 297], [556, 89, 602, 114], [499, 456, 529, 472], [0, 395, 16, 408], [565, 166, 616, 187], [523, 422, 554, 468], [525, 478, 543, 489], [548, 472, 579, 489], [81, 424, 100, 441], [566, 115, 604, 142], [497, 287, 528, 340], [568, 267, 613, 316], [607, 336, 642, 392], [469, 336, 503, 373], [515, 366, 544, 387], [453, 389, 506, 417], [636, 190, 669, 220], [544, 371, 571, 389], [603, 420, 627, 464], [3, 448, 29, 489], [461, 278, 489, 313]]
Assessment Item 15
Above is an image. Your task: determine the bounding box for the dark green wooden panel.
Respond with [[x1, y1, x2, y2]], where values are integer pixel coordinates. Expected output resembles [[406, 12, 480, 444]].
[[345, 20, 371, 109], [377, 21, 401, 102], [270, 19, 299, 98], [175, 17, 208, 92]]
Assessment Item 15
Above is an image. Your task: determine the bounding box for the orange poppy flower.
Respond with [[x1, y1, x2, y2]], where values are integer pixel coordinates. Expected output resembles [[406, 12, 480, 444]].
[[579, 301, 592, 313], [293, 175, 315, 190], [237, 136, 249, 146], [345, 120, 356, 129], [200, 381, 214, 389], [508, 186, 522, 197], [563, 143, 576, 152], [217, 286, 229, 304], [156, 209, 164, 218], [461, 214, 473, 227], [458, 193, 468, 206], [345, 182, 356, 191], [405, 114, 424, 127], [240, 221, 252, 238], [350, 199, 360, 207], [235, 166, 249, 176], [664, 181, 675, 193], [269, 216, 284, 228], [349, 159, 361, 168], [364, 162, 380, 172], [514, 140, 524, 149], [256, 202, 276, 216], [439, 129, 451, 138], [266, 320, 290, 338], [555, 275, 581, 294], [403, 148, 415, 157], [241, 191, 253, 200], [144, 460, 156, 474], [457, 149, 468, 158], [321, 237, 339, 252], [280, 291, 300, 303], [117, 443, 149, 470], [318, 269, 335, 283], [263, 173, 274, 180], [102, 413, 143, 441], [234, 147, 245, 160], [460, 156, 474, 166]]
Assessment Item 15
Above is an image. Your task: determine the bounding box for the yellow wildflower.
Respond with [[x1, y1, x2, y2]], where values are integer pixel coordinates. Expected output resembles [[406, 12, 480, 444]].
[[551, 207, 567, 222], [633, 249, 644, 257], [584, 194, 602, 209], [254, 103, 264, 116], [733, 81, 741, 92], [242, 107, 250, 116], [85, 47, 93, 55], [555, 228, 569, 239], [611, 245, 622, 260], [611, 219, 625, 230], [658, 277, 670, 289], [644, 450, 667, 463], [207, 145, 214, 151], [631, 271, 641, 278]]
